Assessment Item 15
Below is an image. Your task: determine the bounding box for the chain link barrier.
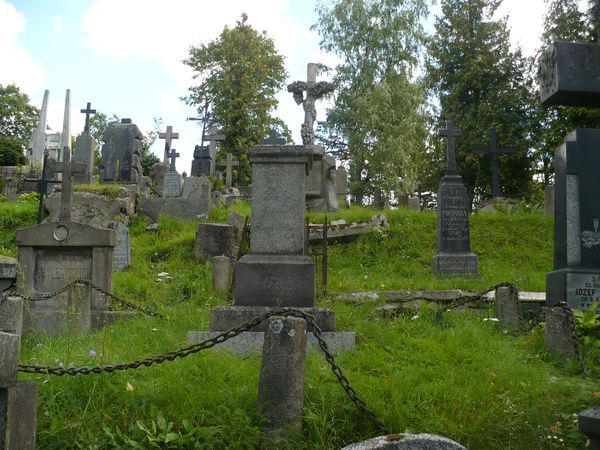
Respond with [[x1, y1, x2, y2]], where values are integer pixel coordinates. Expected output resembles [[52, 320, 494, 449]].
[[18, 308, 388, 433], [10, 279, 163, 319]]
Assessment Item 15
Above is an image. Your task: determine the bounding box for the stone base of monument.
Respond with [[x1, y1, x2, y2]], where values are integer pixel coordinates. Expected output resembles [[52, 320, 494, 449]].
[[188, 306, 355, 355], [137, 198, 210, 222], [431, 252, 478, 277], [546, 267, 600, 309], [0, 255, 16, 294], [234, 255, 315, 307], [0, 381, 38, 450]]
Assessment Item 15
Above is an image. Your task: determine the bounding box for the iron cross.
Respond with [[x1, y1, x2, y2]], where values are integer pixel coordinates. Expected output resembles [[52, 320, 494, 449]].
[[438, 121, 461, 176], [472, 129, 516, 197], [80, 102, 96, 133], [159, 126, 179, 164]]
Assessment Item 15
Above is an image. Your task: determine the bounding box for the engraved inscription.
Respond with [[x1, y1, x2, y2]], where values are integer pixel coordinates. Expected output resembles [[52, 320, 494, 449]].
[[163, 173, 181, 198], [567, 273, 600, 312], [440, 188, 469, 242], [436, 256, 477, 275], [34, 249, 93, 292]]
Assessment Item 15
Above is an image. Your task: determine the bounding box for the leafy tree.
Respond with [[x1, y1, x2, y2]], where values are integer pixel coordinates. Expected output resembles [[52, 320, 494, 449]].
[[184, 14, 288, 186], [426, 0, 533, 201], [0, 84, 39, 166], [314, 0, 430, 206]]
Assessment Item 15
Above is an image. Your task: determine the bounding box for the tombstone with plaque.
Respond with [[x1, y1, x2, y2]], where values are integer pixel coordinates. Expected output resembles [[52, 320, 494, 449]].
[[162, 149, 181, 198], [431, 121, 478, 277]]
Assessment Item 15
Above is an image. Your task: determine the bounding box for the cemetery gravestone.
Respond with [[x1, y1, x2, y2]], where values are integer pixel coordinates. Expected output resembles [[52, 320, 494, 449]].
[[335, 166, 348, 207], [100, 119, 143, 183], [540, 40, 600, 311], [191, 145, 212, 177], [431, 121, 478, 276], [16, 149, 118, 335], [110, 221, 131, 272], [149, 162, 169, 194], [159, 126, 179, 165], [472, 128, 516, 198], [163, 149, 181, 198], [29, 90, 49, 165], [206, 128, 225, 165], [73, 102, 97, 184], [218, 153, 239, 188], [0, 256, 16, 294]]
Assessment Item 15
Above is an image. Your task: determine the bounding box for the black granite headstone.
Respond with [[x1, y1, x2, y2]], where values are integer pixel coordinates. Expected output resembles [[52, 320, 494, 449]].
[[431, 121, 478, 276], [191, 145, 213, 177]]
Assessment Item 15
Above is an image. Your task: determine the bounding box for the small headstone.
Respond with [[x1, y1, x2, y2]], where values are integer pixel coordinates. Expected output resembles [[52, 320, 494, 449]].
[[109, 221, 131, 272], [162, 172, 182, 198], [545, 304, 582, 365], [431, 121, 478, 277], [181, 176, 210, 200], [211, 256, 231, 292], [226, 211, 245, 231], [494, 285, 524, 331], [341, 434, 467, 450], [149, 163, 168, 194], [408, 196, 420, 210], [73, 133, 96, 184], [257, 316, 307, 435], [194, 223, 237, 261], [211, 191, 223, 207]]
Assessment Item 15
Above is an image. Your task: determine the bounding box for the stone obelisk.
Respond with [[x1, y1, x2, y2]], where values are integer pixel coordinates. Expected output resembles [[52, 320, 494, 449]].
[[31, 90, 50, 165], [59, 89, 71, 162]]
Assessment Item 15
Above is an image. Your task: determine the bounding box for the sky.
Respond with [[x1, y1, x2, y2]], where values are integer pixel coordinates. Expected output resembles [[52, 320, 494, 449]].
[[0, 0, 589, 173]]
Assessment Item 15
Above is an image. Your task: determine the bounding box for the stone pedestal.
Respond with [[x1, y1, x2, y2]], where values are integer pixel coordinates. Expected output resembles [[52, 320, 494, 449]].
[[431, 175, 477, 276], [547, 129, 600, 311], [0, 256, 16, 294], [579, 407, 600, 449], [194, 223, 237, 261]]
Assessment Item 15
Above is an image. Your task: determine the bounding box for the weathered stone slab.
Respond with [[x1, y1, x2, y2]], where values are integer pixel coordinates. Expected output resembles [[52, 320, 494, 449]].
[[0, 255, 16, 293], [100, 119, 143, 183], [210, 306, 336, 332], [494, 286, 523, 331], [0, 332, 19, 387], [431, 253, 478, 277], [341, 434, 467, 450], [0, 297, 23, 336], [109, 221, 131, 272], [539, 41, 600, 107], [137, 198, 210, 222], [149, 163, 168, 194], [544, 184, 554, 216], [73, 132, 95, 184], [579, 407, 600, 449], [257, 316, 307, 434], [235, 254, 315, 307], [181, 176, 210, 200], [194, 223, 237, 261], [211, 256, 230, 292], [545, 305, 581, 364], [162, 172, 181, 198], [187, 330, 355, 356], [1, 381, 37, 450]]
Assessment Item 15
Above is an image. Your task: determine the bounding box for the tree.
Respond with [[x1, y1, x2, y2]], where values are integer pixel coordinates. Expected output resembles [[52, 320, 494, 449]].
[[426, 0, 533, 201], [184, 14, 288, 186], [313, 0, 430, 206], [0, 84, 39, 166]]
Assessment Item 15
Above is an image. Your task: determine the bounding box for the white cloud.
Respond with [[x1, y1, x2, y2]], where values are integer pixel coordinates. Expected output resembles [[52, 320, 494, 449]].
[[0, 0, 46, 96], [53, 16, 65, 34]]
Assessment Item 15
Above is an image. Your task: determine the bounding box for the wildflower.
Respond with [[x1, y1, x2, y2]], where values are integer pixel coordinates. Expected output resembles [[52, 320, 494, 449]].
[[126, 382, 134, 392], [411, 315, 419, 320], [483, 317, 499, 322], [151, 328, 157, 332], [88, 350, 97, 358], [157, 272, 169, 277], [35, 343, 43, 349], [379, 284, 385, 289]]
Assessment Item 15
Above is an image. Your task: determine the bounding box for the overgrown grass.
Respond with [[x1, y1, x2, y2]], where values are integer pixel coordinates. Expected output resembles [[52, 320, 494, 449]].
[[73, 184, 122, 199], [0, 194, 38, 256], [3, 200, 595, 448]]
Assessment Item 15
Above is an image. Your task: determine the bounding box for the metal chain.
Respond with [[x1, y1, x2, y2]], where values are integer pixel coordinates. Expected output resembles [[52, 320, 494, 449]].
[[18, 308, 388, 433], [434, 282, 519, 320], [18, 279, 163, 318]]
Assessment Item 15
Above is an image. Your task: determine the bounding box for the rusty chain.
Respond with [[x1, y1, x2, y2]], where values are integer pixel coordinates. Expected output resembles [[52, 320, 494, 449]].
[[18, 308, 389, 433], [17, 279, 163, 318]]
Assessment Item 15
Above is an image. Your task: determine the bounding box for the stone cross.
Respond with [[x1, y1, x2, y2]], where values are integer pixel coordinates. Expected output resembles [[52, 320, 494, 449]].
[[159, 126, 179, 164], [218, 153, 239, 188], [472, 129, 516, 197], [205, 127, 225, 162], [261, 130, 286, 145], [287, 63, 335, 145], [167, 148, 180, 172], [47, 147, 86, 222], [80, 102, 96, 133], [438, 121, 461, 176]]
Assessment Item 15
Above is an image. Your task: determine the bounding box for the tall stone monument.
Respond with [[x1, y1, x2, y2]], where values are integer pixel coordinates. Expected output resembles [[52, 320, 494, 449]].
[[58, 89, 71, 162], [29, 89, 49, 166], [540, 34, 600, 311], [100, 118, 143, 183], [472, 128, 516, 198], [431, 121, 478, 276], [73, 102, 97, 184]]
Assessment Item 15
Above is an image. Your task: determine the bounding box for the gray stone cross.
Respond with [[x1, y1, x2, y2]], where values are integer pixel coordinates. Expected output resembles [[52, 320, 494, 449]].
[[438, 121, 461, 176], [47, 147, 86, 222], [218, 153, 239, 188], [80, 102, 96, 133], [261, 130, 286, 145], [159, 126, 179, 164], [287, 63, 334, 145], [167, 148, 180, 172], [472, 129, 516, 197], [206, 127, 225, 161]]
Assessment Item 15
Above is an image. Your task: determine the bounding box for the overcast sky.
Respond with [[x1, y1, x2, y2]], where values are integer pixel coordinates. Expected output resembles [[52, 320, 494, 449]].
[[0, 0, 588, 173]]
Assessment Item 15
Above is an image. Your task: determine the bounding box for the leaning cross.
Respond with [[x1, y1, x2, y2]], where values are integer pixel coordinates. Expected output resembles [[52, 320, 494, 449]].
[[46, 147, 86, 222], [159, 126, 179, 164], [205, 127, 225, 162], [287, 63, 335, 145], [80, 102, 96, 133], [472, 129, 516, 197], [261, 130, 286, 145], [438, 121, 461, 176], [218, 153, 239, 188], [167, 148, 180, 172]]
